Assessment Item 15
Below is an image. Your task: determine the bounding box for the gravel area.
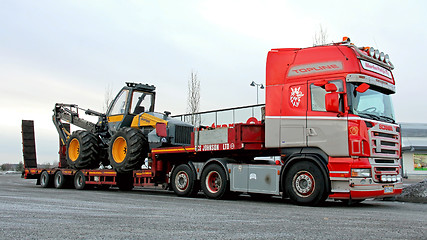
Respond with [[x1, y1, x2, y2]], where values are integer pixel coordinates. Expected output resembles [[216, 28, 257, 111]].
[[397, 179, 427, 203]]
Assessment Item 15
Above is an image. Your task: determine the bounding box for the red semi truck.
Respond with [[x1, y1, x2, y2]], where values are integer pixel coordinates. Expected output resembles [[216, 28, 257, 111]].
[[23, 38, 402, 205]]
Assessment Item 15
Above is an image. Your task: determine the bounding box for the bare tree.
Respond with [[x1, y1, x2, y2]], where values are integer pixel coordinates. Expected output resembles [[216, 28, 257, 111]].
[[103, 84, 113, 112], [313, 24, 328, 46], [187, 71, 200, 126]]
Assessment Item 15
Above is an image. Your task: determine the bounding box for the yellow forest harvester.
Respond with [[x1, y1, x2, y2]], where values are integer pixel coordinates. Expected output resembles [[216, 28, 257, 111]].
[[52, 82, 193, 173]]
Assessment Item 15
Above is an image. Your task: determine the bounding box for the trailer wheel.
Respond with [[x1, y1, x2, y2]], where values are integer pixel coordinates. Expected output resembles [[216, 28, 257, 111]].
[[54, 171, 67, 189], [66, 130, 100, 169], [171, 164, 199, 197], [74, 171, 87, 190], [109, 128, 148, 173], [284, 161, 326, 206], [201, 164, 228, 199], [40, 171, 53, 188]]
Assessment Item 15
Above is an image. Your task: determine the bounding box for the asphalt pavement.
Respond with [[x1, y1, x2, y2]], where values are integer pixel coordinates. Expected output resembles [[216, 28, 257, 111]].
[[0, 174, 426, 239]]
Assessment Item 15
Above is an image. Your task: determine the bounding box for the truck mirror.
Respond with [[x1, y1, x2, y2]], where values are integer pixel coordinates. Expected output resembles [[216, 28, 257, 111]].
[[355, 83, 370, 93], [325, 83, 337, 92], [314, 80, 328, 87], [325, 92, 340, 113]]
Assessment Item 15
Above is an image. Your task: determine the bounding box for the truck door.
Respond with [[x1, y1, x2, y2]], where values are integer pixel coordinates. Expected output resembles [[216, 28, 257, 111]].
[[307, 79, 348, 156], [279, 82, 307, 147]]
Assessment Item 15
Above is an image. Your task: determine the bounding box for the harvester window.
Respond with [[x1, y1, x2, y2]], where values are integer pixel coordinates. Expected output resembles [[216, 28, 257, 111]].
[[109, 90, 129, 115], [310, 80, 343, 112], [130, 91, 153, 114]]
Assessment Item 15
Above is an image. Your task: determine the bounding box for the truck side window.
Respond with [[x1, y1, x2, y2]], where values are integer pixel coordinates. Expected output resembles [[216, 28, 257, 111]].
[[310, 80, 343, 112], [109, 90, 129, 115]]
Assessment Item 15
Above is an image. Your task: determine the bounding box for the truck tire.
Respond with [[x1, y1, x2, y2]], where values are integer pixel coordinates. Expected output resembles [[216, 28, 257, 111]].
[[171, 164, 199, 197], [54, 171, 67, 189], [74, 171, 87, 190], [66, 130, 100, 169], [201, 164, 228, 199], [284, 161, 326, 206], [109, 128, 147, 173], [40, 171, 53, 188]]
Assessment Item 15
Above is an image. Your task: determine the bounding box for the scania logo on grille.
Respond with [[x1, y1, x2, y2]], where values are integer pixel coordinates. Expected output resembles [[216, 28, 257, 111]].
[[379, 124, 393, 131]]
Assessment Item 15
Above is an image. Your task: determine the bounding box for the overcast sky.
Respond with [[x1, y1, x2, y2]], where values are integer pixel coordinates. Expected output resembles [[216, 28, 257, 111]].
[[1, 0, 426, 165]]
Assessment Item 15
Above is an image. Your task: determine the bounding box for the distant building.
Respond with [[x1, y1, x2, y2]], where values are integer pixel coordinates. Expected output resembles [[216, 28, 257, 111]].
[[401, 123, 427, 179]]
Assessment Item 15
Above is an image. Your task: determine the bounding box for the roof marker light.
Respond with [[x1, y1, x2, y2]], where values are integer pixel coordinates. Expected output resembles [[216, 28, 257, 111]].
[[374, 49, 380, 59], [379, 52, 385, 61], [384, 54, 390, 64], [369, 47, 375, 57]]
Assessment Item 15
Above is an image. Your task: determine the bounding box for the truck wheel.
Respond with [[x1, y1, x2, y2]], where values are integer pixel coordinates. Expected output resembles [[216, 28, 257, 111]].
[[66, 130, 100, 169], [40, 171, 53, 188], [284, 161, 326, 206], [171, 164, 199, 197], [74, 171, 87, 190], [54, 171, 67, 189], [201, 164, 228, 199], [109, 128, 147, 173]]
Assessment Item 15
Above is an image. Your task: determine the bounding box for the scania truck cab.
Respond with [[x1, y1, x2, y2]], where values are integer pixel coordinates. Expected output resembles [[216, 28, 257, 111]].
[[265, 38, 402, 202]]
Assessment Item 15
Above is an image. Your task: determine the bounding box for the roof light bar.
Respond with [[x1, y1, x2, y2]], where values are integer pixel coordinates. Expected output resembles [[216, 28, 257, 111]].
[[358, 46, 394, 69]]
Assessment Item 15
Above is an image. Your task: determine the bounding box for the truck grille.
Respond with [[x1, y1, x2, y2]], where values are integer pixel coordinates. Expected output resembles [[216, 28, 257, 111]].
[[374, 159, 395, 164], [370, 127, 400, 158], [174, 125, 193, 145]]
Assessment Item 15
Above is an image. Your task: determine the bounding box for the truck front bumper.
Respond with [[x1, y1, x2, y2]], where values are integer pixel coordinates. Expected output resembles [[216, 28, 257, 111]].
[[329, 177, 403, 200]]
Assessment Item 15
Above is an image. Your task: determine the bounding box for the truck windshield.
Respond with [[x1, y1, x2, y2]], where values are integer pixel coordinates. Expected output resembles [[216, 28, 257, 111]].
[[348, 83, 395, 123]]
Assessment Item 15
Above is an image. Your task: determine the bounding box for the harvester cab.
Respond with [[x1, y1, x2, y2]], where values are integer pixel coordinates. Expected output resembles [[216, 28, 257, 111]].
[[106, 82, 156, 134]]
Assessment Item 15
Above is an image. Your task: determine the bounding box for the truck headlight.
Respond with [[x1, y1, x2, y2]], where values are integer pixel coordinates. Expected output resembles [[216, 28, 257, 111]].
[[351, 168, 371, 178]]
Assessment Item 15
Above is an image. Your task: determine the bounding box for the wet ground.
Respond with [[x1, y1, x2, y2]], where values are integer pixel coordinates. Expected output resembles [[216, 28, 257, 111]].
[[0, 174, 426, 239]]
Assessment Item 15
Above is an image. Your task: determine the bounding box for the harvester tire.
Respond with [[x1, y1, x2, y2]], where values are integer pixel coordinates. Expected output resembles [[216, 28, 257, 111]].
[[109, 128, 147, 173], [66, 130, 100, 169]]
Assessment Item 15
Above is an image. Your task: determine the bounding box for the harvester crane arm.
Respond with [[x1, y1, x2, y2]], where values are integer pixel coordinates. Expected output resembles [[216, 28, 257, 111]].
[[52, 103, 108, 145]]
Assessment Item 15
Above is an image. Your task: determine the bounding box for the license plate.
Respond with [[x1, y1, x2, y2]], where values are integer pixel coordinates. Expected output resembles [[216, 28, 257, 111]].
[[384, 186, 394, 194]]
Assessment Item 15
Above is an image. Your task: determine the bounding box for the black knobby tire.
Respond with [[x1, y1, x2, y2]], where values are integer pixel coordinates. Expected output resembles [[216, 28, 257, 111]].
[[74, 171, 87, 190], [284, 161, 327, 206], [54, 171, 67, 189], [201, 164, 228, 199], [40, 171, 53, 188], [66, 130, 100, 169], [109, 128, 148, 173], [171, 164, 199, 197]]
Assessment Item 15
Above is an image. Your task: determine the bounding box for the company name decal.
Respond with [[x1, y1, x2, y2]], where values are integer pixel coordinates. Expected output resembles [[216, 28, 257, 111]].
[[360, 60, 392, 78], [196, 143, 235, 152], [288, 61, 343, 77]]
